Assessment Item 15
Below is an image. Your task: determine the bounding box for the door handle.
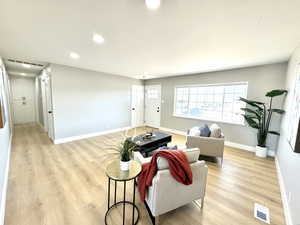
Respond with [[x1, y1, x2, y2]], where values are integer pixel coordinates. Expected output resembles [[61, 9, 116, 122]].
[[48, 111, 53, 114]]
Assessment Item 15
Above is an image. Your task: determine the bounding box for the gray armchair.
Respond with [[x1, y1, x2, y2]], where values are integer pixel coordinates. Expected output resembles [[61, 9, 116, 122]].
[[186, 130, 225, 165]]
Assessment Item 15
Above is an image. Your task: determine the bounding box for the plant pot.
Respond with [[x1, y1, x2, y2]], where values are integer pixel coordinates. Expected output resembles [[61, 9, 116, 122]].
[[256, 146, 268, 158], [120, 160, 131, 171]]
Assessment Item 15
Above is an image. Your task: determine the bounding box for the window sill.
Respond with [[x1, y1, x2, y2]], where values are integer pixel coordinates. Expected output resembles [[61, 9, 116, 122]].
[[172, 114, 245, 126]]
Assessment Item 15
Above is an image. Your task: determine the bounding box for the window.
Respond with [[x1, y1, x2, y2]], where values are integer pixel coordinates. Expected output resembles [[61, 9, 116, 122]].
[[147, 89, 159, 99], [174, 83, 248, 124]]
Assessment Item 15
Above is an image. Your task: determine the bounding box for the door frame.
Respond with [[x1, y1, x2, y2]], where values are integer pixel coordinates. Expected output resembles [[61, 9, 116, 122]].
[[131, 85, 145, 128], [145, 84, 161, 128], [40, 68, 55, 141], [41, 73, 48, 132]]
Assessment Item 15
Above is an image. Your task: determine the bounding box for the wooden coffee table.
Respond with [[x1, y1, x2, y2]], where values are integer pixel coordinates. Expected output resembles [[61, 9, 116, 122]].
[[129, 132, 172, 157]]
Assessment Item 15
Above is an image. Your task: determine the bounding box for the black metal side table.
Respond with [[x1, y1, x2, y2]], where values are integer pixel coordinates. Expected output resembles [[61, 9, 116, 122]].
[[105, 159, 142, 225]]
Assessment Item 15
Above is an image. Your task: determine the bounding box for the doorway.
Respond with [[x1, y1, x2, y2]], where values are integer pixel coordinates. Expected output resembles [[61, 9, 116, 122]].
[[10, 76, 36, 124], [40, 69, 54, 140], [145, 84, 161, 128], [131, 85, 144, 127]]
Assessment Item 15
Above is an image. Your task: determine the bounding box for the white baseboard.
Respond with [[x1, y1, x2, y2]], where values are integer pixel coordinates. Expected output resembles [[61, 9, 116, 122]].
[[0, 134, 13, 225], [37, 121, 44, 129], [54, 126, 131, 144], [159, 126, 275, 157], [275, 157, 293, 225], [224, 141, 256, 152]]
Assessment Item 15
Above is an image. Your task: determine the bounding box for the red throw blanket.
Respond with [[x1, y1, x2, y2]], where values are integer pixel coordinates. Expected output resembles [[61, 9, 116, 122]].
[[137, 150, 193, 201]]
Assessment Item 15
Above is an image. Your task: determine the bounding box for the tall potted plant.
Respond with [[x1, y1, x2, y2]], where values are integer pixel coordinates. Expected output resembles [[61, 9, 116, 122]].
[[239, 89, 287, 158], [118, 139, 136, 171]]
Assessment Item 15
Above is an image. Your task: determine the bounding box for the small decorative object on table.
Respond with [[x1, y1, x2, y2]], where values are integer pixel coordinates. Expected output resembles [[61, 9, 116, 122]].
[[118, 139, 136, 171], [239, 89, 287, 158], [143, 132, 155, 140]]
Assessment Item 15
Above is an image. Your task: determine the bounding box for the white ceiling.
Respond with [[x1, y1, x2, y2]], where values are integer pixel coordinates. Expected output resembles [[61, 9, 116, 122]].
[[1, 0, 300, 79]]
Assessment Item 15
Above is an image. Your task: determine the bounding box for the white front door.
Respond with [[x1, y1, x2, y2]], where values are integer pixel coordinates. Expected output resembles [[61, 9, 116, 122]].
[[11, 76, 36, 124], [131, 85, 144, 127], [145, 85, 161, 128]]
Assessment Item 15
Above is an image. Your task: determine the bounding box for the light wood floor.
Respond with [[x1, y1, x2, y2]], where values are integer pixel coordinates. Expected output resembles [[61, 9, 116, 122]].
[[5, 124, 285, 225]]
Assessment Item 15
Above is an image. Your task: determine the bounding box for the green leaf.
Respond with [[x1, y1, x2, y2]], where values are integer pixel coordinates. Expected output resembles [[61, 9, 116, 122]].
[[240, 108, 261, 119], [266, 89, 288, 97], [239, 97, 264, 110], [268, 131, 280, 135], [243, 115, 259, 129], [269, 109, 285, 114]]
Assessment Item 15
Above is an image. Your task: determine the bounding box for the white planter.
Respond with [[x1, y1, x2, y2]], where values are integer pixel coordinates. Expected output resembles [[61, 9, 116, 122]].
[[120, 160, 131, 171], [256, 146, 268, 158]]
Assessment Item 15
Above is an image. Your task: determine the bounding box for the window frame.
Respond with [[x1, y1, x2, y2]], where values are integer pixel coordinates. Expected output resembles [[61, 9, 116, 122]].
[[173, 82, 248, 125]]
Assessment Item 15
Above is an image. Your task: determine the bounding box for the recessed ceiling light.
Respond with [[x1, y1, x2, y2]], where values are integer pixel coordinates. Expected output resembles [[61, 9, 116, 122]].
[[22, 63, 31, 68], [93, 33, 105, 44], [145, 0, 160, 10], [70, 52, 80, 59], [20, 73, 26, 76]]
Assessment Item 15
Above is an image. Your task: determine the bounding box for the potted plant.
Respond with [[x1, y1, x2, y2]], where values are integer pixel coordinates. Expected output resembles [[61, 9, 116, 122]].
[[118, 139, 136, 171], [239, 89, 287, 158]]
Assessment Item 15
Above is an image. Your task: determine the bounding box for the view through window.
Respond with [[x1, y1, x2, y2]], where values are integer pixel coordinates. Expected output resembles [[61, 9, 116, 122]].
[[174, 83, 248, 124]]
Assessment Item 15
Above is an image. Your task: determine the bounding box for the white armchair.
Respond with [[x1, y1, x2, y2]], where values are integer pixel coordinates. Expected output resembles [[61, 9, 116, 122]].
[[134, 148, 208, 225]]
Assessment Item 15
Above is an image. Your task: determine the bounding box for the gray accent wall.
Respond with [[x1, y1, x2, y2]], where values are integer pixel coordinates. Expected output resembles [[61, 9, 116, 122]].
[[145, 63, 287, 151], [277, 45, 300, 225], [0, 57, 12, 224], [51, 64, 143, 140]]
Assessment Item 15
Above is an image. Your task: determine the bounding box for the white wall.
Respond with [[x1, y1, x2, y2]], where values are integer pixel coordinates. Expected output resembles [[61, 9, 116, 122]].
[[50, 64, 143, 141], [276, 45, 300, 225], [0, 57, 12, 225]]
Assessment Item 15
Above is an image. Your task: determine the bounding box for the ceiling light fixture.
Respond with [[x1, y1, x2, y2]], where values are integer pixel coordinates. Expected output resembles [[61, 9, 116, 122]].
[[20, 73, 26, 76], [145, 0, 160, 10], [70, 52, 80, 59], [22, 63, 31, 68], [93, 33, 105, 44]]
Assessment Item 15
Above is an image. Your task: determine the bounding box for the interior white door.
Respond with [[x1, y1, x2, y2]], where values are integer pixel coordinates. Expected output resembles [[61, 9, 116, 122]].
[[131, 85, 144, 127], [145, 85, 161, 128], [11, 76, 36, 124], [44, 74, 54, 140]]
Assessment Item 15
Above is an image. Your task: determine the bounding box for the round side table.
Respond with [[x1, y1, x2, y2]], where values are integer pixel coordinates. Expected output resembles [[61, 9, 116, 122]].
[[105, 159, 142, 225]]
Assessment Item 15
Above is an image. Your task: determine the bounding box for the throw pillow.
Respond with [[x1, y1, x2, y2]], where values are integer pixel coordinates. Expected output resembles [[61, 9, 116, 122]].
[[158, 145, 178, 150], [189, 126, 200, 136], [210, 123, 222, 138], [199, 124, 211, 137]]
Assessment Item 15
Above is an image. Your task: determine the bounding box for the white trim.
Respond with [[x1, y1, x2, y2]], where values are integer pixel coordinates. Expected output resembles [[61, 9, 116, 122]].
[[224, 141, 256, 152], [0, 134, 12, 225], [275, 157, 293, 225], [54, 126, 131, 144], [159, 126, 275, 156], [172, 114, 245, 126]]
